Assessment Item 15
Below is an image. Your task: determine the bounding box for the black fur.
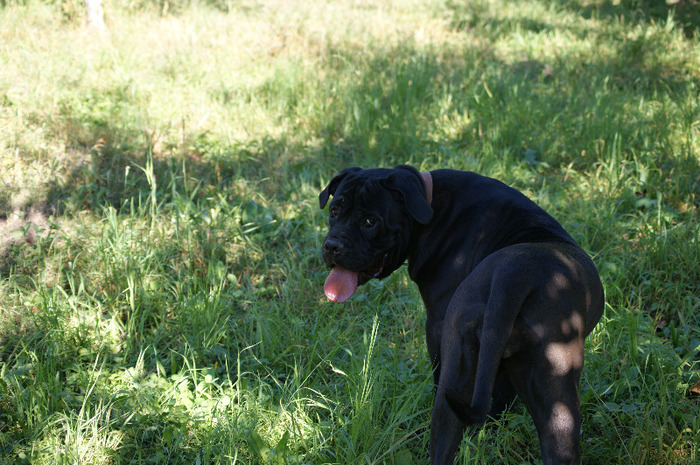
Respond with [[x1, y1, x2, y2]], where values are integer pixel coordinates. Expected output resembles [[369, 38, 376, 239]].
[[320, 166, 604, 465]]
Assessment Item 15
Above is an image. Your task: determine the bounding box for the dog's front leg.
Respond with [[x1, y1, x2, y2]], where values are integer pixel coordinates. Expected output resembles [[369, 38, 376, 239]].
[[425, 313, 443, 386]]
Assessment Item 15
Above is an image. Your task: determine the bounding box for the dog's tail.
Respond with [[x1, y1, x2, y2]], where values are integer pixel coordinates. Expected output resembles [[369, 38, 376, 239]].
[[446, 281, 526, 424]]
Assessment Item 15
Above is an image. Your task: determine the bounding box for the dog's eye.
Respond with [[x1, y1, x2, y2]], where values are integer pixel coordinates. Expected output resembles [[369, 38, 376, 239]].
[[329, 207, 339, 218], [362, 218, 377, 228]]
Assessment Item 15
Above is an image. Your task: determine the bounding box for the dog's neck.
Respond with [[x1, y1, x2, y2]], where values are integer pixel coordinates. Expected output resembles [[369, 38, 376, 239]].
[[420, 171, 433, 205]]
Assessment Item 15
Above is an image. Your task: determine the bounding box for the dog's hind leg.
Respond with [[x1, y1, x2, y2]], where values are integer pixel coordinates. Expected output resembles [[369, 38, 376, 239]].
[[505, 341, 584, 465]]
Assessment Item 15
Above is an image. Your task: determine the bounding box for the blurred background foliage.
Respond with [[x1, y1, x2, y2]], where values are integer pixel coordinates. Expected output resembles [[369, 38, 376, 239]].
[[1, 0, 698, 35]]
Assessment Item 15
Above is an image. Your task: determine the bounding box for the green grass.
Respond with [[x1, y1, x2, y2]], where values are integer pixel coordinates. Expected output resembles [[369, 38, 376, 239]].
[[0, 0, 698, 463]]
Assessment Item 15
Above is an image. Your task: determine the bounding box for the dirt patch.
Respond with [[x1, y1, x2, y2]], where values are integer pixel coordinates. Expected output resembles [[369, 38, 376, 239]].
[[0, 205, 53, 258]]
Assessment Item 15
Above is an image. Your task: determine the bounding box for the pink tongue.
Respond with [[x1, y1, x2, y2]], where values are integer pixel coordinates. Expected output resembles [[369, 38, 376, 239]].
[[324, 267, 359, 302]]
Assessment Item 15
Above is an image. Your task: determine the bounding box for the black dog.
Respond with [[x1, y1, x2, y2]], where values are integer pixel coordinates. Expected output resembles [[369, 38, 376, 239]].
[[319, 165, 604, 465]]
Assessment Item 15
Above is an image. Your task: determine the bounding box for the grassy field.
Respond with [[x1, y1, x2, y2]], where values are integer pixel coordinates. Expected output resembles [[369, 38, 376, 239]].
[[1, 0, 698, 463]]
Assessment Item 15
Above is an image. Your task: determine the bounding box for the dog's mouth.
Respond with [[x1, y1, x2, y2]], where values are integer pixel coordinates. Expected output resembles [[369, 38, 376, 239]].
[[324, 254, 387, 303]]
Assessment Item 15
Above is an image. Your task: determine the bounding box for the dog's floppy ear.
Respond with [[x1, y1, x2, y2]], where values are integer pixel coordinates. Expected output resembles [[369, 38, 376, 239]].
[[387, 165, 433, 225], [319, 167, 362, 208]]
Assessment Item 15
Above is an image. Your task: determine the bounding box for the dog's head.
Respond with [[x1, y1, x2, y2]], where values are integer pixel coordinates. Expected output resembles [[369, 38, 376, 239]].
[[319, 165, 433, 302]]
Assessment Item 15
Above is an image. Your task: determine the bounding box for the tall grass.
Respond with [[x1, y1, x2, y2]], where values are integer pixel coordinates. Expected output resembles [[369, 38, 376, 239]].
[[1, 0, 698, 463]]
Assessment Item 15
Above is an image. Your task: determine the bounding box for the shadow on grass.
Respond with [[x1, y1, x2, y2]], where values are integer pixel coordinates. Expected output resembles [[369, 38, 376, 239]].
[[562, 0, 700, 38], [322, 12, 699, 177], [445, 0, 700, 38], [2, 4, 698, 462]]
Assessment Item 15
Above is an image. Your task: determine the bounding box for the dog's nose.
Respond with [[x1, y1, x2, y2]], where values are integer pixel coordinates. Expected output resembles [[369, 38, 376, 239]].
[[323, 238, 344, 256]]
